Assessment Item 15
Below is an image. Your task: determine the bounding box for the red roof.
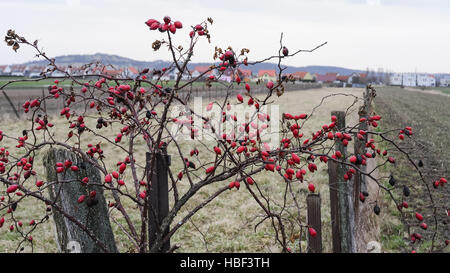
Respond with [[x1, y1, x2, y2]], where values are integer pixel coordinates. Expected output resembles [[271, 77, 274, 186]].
[[238, 69, 252, 77], [258, 69, 276, 77], [91, 67, 123, 76], [10, 65, 27, 72], [195, 66, 210, 73], [291, 71, 308, 79], [359, 73, 367, 79], [315, 73, 337, 83], [336, 75, 349, 82], [128, 66, 139, 74]]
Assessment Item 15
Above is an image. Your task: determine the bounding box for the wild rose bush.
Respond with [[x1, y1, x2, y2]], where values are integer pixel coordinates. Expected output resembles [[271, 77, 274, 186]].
[[0, 16, 448, 253]]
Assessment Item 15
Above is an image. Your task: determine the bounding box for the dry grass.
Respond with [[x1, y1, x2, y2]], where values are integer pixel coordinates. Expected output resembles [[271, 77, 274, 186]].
[[0, 87, 365, 253]]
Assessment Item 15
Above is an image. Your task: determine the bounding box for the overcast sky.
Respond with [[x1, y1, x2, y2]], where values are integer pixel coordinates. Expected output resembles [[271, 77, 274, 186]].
[[1, 0, 449, 73]]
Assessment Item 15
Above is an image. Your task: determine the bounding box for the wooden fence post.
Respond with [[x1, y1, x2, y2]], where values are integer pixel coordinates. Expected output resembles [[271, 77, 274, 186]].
[[307, 193, 322, 253], [328, 159, 341, 253], [147, 146, 171, 252], [330, 111, 356, 253], [43, 148, 118, 253], [353, 86, 376, 214], [41, 88, 47, 113]]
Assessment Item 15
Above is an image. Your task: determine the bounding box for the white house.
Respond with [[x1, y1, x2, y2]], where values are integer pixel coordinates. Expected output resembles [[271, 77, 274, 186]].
[[152, 73, 171, 81], [51, 70, 66, 77], [402, 73, 417, 87], [439, 75, 450, 87], [27, 66, 45, 78], [389, 73, 402, 86], [0, 65, 11, 76], [417, 74, 436, 87], [191, 70, 201, 78], [347, 72, 367, 84], [10, 65, 27, 76], [164, 70, 190, 81], [122, 66, 139, 78]]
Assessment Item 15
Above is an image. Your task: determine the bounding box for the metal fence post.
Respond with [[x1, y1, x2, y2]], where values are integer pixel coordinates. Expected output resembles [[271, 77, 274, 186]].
[[147, 147, 171, 252]]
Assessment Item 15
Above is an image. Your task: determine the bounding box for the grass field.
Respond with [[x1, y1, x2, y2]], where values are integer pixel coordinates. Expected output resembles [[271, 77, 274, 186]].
[[0, 87, 373, 253], [374, 86, 450, 253], [412, 86, 450, 95]]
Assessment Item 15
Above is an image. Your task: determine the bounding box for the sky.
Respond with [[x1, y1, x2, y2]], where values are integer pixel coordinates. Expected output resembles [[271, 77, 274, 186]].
[[0, 0, 449, 73]]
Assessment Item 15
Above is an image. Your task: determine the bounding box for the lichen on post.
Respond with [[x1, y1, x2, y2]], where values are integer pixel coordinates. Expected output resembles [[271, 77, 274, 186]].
[[43, 148, 118, 253]]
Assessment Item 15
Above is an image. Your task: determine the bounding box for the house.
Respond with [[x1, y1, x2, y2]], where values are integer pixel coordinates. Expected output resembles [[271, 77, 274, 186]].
[[152, 70, 172, 81], [348, 72, 366, 84], [67, 66, 85, 76], [402, 73, 417, 87], [27, 66, 45, 78], [10, 65, 27, 76], [291, 71, 314, 82], [417, 74, 436, 87], [50, 66, 68, 78], [123, 66, 139, 78], [193, 66, 212, 78], [236, 69, 252, 82], [0, 65, 11, 76], [168, 69, 179, 80], [315, 73, 337, 83], [389, 73, 402, 86], [168, 70, 191, 81], [258, 70, 276, 82], [439, 75, 450, 87], [217, 68, 233, 82], [336, 75, 349, 83]]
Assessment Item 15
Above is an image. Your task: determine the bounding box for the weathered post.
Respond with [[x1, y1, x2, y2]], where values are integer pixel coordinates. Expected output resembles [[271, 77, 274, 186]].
[[353, 86, 375, 215], [42, 88, 47, 112], [307, 193, 322, 253], [328, 159, 341, 252], [147, 147, 171, 252], [331, 111, 356, 253], [43, 148, 118, 253]]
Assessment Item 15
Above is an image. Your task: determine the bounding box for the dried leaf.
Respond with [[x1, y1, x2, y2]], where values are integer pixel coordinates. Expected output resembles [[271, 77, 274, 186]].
[[152, 40, 161, 51], [12, 42, 19, 52]]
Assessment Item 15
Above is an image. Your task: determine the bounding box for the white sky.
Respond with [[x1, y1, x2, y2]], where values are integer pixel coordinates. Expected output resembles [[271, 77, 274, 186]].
[[0, 0, 449, 73]]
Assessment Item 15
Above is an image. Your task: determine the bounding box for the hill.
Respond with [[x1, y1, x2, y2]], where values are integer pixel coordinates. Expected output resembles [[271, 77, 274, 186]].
[[22, 53, 364, 75]]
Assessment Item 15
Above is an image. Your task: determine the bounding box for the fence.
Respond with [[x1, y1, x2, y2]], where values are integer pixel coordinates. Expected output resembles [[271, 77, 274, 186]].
[[38, 85, 374, 253], [306, 86, 376, 253], [0, 82, 322, 118]]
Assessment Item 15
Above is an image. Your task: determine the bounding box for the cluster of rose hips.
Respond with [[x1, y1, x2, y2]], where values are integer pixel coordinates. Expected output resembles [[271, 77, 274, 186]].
[[145, 16, 183, 34], [55, 160, 79, 174], [22, 98, 40, 114], [398, 126, 413, 140], [102, 156, 147, 199], [433, 177, 447, 188], [86, 143, 104, 158], [0, 148, 8, 174]]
